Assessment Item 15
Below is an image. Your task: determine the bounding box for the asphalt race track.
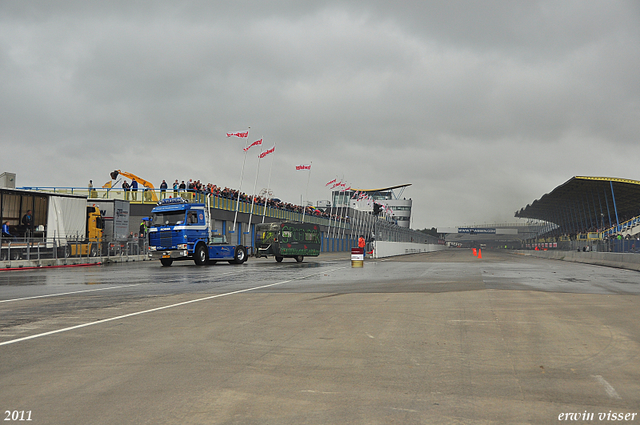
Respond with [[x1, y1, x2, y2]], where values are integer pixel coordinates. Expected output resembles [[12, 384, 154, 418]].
[[0, 250, 638, 424]]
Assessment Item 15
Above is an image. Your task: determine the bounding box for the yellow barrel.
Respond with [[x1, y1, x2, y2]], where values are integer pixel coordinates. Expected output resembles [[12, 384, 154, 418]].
[[351, 248, 364, 268]]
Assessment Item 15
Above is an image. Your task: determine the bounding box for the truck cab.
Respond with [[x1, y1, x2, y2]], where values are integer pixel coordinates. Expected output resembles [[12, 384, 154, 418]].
[[69, 205, 104, 257], [148, 198, 247, 266]]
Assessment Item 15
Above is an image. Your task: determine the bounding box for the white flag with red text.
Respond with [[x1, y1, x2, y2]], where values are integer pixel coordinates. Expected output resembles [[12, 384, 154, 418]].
[[244, 139, 263, 152], [226, 131, 249, 138], [259, 146, 275, 159], [326, 178, 337, 186], [295, 164, 311, 171]]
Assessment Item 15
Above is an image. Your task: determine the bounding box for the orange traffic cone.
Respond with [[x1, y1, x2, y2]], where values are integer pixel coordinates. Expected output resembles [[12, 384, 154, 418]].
[[478, 249, 482, 259]]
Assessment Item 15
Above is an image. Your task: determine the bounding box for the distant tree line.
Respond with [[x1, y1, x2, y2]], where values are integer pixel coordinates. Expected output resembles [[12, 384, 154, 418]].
[[417, 227, 439, 238]]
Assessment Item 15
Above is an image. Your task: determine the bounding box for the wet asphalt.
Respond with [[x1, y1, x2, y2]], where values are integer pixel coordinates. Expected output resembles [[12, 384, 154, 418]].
[[0, 249, 638, 424]]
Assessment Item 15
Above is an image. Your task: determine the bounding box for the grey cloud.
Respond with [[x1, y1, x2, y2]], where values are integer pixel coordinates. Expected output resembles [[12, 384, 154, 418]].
[[1, 1, 639, 228]]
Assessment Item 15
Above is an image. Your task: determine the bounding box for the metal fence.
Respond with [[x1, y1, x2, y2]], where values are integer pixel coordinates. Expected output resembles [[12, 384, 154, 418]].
[[525, 237, 640, 253], [21, 186, 435, 247], [24, 187, 354, 231], [0, 235, 148, 264]]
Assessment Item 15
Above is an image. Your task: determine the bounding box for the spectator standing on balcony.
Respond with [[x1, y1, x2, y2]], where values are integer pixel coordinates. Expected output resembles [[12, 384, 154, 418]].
[[173, 180, 179, 197], [160, 180, 168, 199], [131, 178, 138, 201], [122, 180, 130, 200], [88, 180, 97, 198], [187, 179, 194, 200]]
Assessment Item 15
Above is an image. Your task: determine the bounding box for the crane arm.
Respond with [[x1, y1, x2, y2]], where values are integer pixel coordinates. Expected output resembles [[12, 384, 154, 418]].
[[110, 170, 155, 189], [106, 170, 158, 202]]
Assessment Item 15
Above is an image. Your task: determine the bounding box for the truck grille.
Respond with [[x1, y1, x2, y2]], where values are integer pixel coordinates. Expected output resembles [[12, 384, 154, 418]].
[[159, 231, 175, 248]]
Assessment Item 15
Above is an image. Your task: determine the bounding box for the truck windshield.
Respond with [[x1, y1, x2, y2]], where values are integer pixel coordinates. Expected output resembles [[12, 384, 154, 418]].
[[152, 211, 186, 227]]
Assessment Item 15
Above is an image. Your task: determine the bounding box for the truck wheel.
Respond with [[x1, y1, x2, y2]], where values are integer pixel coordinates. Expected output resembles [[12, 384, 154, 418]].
[[295, 255, 304, 263], [161, 258, 173, 267], [275, 256, 283, 263], [232, 245, 247, 264], [194, 243, 208, 265]]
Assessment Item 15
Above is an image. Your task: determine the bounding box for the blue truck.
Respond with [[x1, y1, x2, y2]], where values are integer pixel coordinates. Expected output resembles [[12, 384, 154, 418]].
[[148, 198, 247, 266]]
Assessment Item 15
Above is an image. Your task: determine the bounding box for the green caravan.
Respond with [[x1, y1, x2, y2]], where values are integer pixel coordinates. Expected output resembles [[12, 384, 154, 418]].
[[255, 221, 321, 263]]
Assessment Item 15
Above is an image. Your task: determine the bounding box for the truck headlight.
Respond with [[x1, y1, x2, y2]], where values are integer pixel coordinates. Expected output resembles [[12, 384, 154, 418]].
[[149, 246, 157, 251], [177, 244, 187, 249]]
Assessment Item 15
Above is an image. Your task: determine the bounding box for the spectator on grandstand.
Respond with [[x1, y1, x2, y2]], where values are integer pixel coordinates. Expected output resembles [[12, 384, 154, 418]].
[[131, 178, 138, 201], [160, 180, 168, 199], [122, 180, 130, 200]]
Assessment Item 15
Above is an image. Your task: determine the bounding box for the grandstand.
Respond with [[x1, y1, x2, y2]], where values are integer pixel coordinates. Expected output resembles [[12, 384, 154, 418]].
[[333, 184, 413, 228], [14, 182, 435, 254], [515, 176, 640, 252]]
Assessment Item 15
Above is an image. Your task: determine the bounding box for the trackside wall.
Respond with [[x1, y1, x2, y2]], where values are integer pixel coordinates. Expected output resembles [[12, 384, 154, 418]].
[[515, 250, 640, 272], [373, 241, 446, 258]]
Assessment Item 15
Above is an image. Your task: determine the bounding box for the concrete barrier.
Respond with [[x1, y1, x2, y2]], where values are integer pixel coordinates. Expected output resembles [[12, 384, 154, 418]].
[[0, 254, 151, 270], [515, 250, 640, 272], [372, 241, 445, 259]]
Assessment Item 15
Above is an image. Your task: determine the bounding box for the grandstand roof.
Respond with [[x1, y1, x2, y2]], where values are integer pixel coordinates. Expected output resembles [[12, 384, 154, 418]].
[[515, 176, 640, 234], [350, 184, 411, 193]]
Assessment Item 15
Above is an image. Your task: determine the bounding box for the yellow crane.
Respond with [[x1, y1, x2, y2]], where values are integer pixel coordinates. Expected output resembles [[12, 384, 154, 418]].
[[102, 170, 158, 202]]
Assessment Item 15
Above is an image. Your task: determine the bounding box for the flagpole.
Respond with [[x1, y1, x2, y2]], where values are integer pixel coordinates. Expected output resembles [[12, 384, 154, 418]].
[[326, 177, 337, 240], [357, 193, 365, 241], [349, 190, 356, 242], [335, 176, 345, 239], [357, 206, 364, 246], [339, 183, 347, 241], [262, 143, 276, 223], [248, 136, 263, 234], [301, 162, 312, 223], [232, 127, 250, 233], [331, 180, 338, 239], [334, 180, 343, 239], [340, 184, 349, 242]]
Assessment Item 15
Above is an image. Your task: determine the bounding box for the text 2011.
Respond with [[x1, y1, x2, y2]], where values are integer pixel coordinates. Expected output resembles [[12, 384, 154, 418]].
[[4, 411, 32, 421]]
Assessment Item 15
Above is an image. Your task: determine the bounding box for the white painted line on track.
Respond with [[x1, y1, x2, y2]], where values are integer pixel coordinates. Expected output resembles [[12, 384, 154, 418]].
[[0, 269, 241, 304], [0, 265, 348, 347], [592, 375, 622, 399], [0, 284, 142, 303]]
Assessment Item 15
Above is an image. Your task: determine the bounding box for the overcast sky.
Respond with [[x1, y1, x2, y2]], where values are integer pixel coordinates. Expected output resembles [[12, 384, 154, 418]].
[[2, 1, 639, 229]]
